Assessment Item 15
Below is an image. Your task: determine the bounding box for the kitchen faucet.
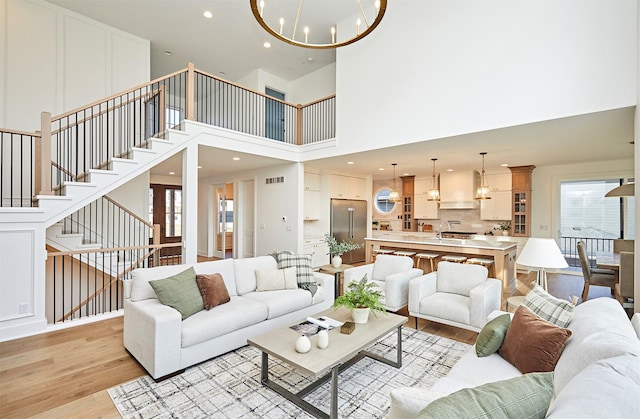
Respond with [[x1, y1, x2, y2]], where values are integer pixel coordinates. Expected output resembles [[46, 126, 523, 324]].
[[437, 220, 461, 239]]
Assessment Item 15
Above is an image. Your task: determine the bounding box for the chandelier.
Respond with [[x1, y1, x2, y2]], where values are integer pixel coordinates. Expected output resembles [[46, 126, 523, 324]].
[[250, 0, 388, 49], [427, 158, 440, 201], [475, 152, 492, 200], [388, 163, 402, 203]]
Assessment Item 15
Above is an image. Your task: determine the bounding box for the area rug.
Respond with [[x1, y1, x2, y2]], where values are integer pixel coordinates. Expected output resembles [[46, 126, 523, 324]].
[[108, 329, 471, 418]]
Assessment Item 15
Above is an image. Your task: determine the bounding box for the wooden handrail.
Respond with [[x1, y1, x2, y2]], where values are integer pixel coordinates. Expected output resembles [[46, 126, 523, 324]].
[[51, 66, 189, 122], [0, 128, 41, 137], [103, 195, 154, 229], [50, 89, 158, 135], [47, 242, 180, 257], [300, 94, 337, 108], [38, 112, 52, 195]]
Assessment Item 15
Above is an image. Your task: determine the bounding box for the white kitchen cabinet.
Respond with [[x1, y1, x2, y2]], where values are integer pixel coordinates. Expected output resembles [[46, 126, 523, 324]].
[[303, 237, 328, 268], [413, 179, 439, 219], [329, 174, 366, 199], [304, 172, 320, 191], [481, 173, 512, 220], [304, 190, 320, 220]]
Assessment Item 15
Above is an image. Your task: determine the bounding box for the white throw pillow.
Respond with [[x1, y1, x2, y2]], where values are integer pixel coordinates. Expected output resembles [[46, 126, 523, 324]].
[[255, 267, 298, 291]]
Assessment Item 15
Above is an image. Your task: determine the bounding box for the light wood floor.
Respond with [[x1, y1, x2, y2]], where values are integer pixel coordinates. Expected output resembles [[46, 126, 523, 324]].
[[0, 271, 612, 418]]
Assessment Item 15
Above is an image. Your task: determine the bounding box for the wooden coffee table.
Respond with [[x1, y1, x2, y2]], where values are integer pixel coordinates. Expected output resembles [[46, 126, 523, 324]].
[[247, 307, 407, 419]]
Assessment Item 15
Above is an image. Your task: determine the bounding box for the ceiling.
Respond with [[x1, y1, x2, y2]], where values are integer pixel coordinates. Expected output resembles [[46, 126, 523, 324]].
[[47, 0, 636, 181]]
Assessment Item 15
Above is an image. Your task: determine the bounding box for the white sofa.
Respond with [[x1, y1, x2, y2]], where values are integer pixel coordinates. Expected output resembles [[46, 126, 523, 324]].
[[389, 297, 640, 418], [408, 261, 502, 333], [343, 255, 423, 311], [124, 255, 334, 380]]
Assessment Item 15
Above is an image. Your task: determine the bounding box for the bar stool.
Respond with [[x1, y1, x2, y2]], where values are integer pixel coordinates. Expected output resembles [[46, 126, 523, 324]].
[[393, 250, 417, 265], [441, 255, 467, 264], [466, 257, 496, 277], [415, 252, 439, 273], [372, 248, 394, 262]]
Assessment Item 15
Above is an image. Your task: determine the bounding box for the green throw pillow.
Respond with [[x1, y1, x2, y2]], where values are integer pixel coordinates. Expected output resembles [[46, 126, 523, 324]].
[[476, 313, 511, 357], [149, 267, 204, 320], [418, 372, 554, 419]]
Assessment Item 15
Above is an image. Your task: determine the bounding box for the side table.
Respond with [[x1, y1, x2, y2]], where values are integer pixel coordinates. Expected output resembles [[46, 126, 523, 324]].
[[319, 264, 354, 299], [506, 295, 526, 312]]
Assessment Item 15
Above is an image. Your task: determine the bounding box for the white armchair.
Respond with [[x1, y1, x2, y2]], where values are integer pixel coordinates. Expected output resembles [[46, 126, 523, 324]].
[[409, 261, 501, 332], [343, 255, 423, 311]]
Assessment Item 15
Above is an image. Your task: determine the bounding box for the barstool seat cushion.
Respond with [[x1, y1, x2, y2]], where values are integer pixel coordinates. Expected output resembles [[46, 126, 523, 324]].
[[374, 249, 394, 254], [467, 257, 494, 265], [416, 252, 439, 259], [394, 251, 417, 257], [442, 255, 467, 262]]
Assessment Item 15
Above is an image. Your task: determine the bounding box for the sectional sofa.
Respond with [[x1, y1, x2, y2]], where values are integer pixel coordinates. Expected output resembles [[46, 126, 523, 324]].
[[390, 297, 640, 418], [123, 255, 334, 380]]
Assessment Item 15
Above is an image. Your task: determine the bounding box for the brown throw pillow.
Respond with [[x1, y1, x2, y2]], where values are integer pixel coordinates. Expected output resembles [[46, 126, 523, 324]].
[[499, 305, 572, 374], [196, 273, 230, 310]]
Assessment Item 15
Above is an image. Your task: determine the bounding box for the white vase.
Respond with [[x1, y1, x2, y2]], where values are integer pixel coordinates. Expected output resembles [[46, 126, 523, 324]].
[[352, 307, 370, 324], [295, 334, 311, 353], [502, 231, 509, 236], [332, 255, 343, 268], [317, 329, 329, 349]]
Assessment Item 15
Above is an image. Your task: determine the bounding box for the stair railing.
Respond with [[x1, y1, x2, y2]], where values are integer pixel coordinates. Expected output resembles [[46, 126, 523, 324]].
[[2, 63, 336, 208], [46, 242, 182, 323]]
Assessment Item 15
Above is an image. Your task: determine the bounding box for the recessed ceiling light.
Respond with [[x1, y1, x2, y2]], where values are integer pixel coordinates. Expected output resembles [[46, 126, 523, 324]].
[[164, 51, 172, 56], [203, 10, 213, 19], [264, 42, 271, 48], [347, 161, 354, 165], [378, 168, 385, 171], [500, 163, 509, 167], [447, 169, 454, 172], [233, 157, 240, 161], [169, 171, 175, 175], [197, 165, 202, 169], [219, 71, 226, 76]]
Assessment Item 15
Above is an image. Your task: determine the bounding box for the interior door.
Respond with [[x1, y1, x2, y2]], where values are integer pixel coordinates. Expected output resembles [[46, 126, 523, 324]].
[[265, 87, 285, 141], [150, 184, 182, 258]]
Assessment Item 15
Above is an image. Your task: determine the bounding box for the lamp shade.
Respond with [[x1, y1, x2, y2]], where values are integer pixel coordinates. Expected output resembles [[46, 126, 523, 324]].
[[516, 238, 568, 270]]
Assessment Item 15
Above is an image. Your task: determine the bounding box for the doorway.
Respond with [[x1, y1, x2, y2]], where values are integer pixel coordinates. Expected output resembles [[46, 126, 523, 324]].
[[265, 87, 285, 141], [149, 184, 182, 257]]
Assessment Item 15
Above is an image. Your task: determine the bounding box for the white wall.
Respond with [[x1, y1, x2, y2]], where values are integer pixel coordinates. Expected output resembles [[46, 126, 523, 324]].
[[333, 0, 637, 155], [0, 0, 150, 131], [290, 63, 336, 105], [530, 158, 634, 239]]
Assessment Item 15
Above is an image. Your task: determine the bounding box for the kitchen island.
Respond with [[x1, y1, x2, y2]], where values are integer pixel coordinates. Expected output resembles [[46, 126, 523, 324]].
[[366, 234, 517, 293]]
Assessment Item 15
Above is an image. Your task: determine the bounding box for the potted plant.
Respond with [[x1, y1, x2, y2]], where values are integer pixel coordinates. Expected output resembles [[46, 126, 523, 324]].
[[333, 275, 386, 323], [324, 233, 364, 268], [494, 221, 511, 236]]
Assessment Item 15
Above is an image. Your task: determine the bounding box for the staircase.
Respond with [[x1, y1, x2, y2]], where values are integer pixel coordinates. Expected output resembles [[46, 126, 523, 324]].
[[0, 63, 337, 329]]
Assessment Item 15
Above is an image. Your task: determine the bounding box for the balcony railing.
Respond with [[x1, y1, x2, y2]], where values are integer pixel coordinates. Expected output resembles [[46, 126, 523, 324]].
[[559, 236, 614, 268]]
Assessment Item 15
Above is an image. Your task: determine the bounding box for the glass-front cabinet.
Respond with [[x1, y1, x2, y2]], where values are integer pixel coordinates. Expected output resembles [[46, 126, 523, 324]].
[[509, 166, 535, 237]]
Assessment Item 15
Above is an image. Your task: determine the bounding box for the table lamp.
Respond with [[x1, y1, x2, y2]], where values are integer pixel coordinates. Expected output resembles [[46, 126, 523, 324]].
[[516, 238, 568, 291]]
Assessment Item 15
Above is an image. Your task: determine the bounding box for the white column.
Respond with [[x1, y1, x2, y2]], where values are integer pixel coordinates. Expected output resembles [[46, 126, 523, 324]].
[[182, 144, 198, 265]]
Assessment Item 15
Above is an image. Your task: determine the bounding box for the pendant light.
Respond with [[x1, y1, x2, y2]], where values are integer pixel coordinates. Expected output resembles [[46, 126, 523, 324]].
[[475, 152, 492, 200], [388, 163, 402, 203], [427, 158, 440, 201]]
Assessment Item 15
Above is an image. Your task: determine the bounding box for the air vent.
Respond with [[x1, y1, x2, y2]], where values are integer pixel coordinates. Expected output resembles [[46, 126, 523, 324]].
[[266, 176, 285, 184]]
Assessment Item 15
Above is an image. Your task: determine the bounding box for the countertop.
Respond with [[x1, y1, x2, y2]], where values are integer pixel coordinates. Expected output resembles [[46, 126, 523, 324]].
[[366, 234, 517, 251]]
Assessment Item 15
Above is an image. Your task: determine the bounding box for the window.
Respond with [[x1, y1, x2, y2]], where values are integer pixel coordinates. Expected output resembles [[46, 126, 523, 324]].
[[375, 188, 396, 213], [165, 188, 182, 237], [560, 179, 635, 240]]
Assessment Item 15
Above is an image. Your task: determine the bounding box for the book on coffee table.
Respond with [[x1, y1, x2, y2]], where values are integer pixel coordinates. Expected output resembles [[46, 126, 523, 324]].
[[289, 316, 344, 335]]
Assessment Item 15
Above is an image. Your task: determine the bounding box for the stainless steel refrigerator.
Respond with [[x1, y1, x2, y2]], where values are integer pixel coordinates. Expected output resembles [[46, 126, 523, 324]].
[[330, 199, 367, 264]]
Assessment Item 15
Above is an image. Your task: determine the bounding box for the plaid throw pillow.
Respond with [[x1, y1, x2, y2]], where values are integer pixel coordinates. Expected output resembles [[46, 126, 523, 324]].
[[278, 253, 317, 296], [522, 285, 574, 328]]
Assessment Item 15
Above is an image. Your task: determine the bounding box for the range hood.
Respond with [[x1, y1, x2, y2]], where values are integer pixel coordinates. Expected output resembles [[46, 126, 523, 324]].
[[438, 170, 480, 209]]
